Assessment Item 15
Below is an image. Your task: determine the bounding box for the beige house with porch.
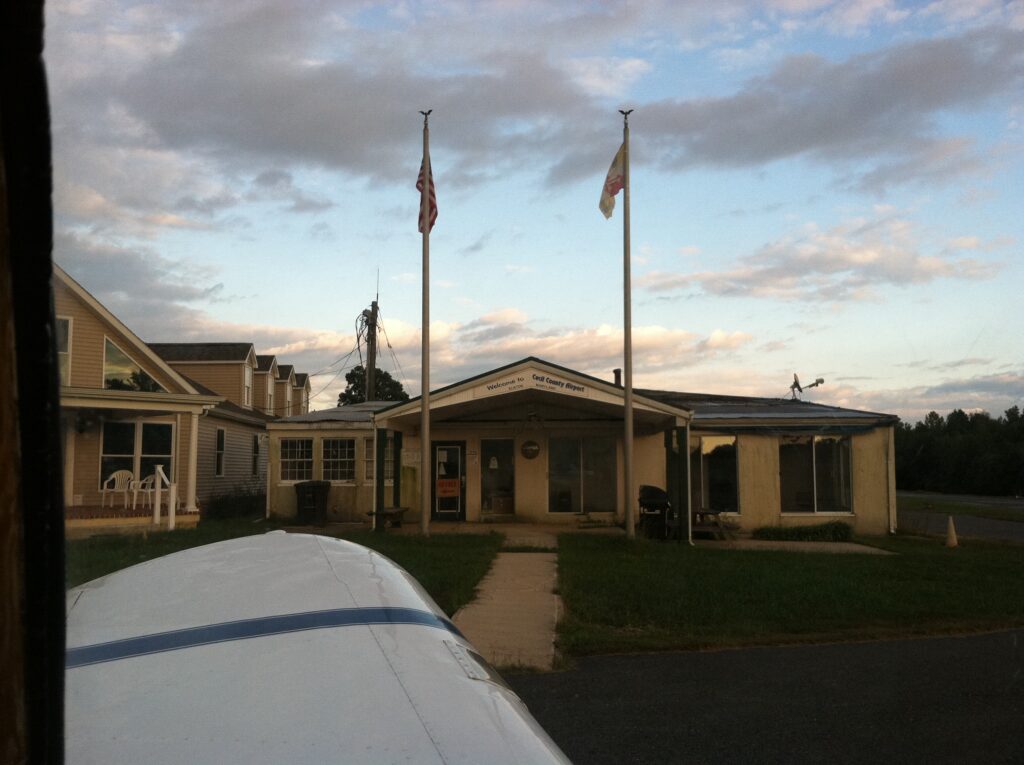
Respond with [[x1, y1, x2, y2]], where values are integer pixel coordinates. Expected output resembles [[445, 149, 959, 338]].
[[55, 266, 219, 518]]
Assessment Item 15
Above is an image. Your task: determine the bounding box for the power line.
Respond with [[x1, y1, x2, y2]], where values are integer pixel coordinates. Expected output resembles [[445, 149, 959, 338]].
[[376, 311, 410, 392]]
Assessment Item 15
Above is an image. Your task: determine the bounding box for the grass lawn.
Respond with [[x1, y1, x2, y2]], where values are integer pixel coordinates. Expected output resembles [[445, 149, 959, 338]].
[[66, 519, 503, 616], [898, 494, 1024, 524], [556, 533, 1024, 656]]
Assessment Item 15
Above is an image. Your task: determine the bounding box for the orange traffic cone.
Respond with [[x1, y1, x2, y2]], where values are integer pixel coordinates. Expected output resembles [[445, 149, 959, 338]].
[[945, 515, 958, 548]]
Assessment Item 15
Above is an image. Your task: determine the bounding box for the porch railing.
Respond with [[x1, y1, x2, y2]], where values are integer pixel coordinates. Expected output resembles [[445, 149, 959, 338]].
[[152, 464, 178, 530]]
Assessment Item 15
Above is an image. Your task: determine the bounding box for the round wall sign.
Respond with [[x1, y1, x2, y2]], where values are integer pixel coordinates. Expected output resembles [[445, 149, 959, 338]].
[[520, 440, 540, 459]]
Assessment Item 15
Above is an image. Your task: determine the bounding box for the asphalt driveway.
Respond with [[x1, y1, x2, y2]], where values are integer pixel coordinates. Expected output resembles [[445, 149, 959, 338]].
[[509, 629, 1024, 764]]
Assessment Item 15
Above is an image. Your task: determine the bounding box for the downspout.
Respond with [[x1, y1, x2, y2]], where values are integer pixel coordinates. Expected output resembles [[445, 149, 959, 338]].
[[686, 420, 693, 546], [887, 425, 896, 534], [371, 414, 378, 531]]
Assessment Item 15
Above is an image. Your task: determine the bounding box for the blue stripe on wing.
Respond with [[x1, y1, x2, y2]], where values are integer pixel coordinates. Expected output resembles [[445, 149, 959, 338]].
[[67, 606, 463, 668]]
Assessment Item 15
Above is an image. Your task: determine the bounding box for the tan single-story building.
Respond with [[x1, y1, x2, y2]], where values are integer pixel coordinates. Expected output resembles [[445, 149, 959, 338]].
[[267, 358, 898, 535]]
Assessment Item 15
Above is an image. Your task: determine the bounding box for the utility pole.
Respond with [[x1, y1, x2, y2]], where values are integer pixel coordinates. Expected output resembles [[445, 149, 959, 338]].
[[365, 300, 378, 402]]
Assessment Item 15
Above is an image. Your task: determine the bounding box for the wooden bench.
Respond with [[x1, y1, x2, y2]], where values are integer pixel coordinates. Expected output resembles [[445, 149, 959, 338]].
[[366, 507, 408, 529], [692, 508, 738, 540]]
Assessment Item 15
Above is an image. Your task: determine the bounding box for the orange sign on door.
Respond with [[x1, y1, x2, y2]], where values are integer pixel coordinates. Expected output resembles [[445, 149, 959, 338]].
[[436, 478, 460, 498]]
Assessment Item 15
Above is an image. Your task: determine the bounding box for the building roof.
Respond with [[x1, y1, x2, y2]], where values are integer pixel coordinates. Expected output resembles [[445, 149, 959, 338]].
[[271, 401, 393, 425], [294, 373, 309, 387], [256, 355, 278, 372], [183, 375, 278, 425], [149, 342, 255, 363], [277, 364, 294, 380], [638, 388, 898, 429]]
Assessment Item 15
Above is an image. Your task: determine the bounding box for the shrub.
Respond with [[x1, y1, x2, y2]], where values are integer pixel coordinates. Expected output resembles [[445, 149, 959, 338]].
[[203, 483, 265, 520], [751, 521, 852, 542]]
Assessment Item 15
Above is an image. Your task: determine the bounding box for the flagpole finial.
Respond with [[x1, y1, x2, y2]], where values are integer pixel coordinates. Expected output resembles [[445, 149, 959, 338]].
[[619, 108, 633, 125], [420, 109, 432, 126]]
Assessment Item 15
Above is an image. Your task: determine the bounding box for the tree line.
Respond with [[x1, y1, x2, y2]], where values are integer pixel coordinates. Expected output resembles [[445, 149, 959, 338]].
[[895, 406, 1024, 496]]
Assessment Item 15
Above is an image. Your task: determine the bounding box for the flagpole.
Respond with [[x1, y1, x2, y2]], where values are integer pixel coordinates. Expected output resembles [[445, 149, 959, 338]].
[[419, 109, 432, 537], [621, 108, 635, 540]]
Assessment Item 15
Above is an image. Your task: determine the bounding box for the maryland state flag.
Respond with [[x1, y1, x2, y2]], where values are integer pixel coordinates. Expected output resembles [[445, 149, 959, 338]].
[[417, 157, 437, 233], [599, 142, 626, 219]]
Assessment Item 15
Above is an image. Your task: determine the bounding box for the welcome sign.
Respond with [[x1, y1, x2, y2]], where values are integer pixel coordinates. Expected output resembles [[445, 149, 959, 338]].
[[473, 371, 589, 399]]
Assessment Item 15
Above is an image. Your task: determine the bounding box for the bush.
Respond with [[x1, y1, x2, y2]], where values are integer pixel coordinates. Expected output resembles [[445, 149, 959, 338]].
[[751, 521, 852, 542], [203, 483, 265, 520]]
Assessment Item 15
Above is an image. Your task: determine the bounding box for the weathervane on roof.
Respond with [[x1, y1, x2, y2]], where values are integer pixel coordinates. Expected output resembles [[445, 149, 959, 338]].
[[790, 373, 825, 400]]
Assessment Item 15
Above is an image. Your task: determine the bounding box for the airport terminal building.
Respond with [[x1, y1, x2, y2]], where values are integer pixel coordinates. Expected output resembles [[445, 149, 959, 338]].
[[267, 358, 898, 536]]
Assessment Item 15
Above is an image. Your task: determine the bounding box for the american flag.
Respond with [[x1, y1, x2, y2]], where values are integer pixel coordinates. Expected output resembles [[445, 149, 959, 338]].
[[417, 157, 437, 233]]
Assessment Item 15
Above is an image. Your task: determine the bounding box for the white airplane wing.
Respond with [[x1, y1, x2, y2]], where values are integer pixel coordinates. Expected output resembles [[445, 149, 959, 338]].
[[66, 531, 570, 764]]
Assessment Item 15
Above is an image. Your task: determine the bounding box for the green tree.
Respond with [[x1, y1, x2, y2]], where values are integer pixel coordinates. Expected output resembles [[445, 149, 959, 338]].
[[337, 365, 409, 406]]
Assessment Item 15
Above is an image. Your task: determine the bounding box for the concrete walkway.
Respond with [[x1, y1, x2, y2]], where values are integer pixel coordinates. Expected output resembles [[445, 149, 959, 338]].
[[441, 524, 570, 669], [453, 551, 562, 670]]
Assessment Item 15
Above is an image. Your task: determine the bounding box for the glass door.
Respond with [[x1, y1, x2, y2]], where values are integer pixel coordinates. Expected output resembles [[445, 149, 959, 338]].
[[432, 442, 465, 520], [481, 439, 514, 514]]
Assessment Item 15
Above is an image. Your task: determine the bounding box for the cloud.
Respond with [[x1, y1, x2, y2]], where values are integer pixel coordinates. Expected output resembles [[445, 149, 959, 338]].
[[639, 26, 1023, 187], [563, 56, 652, 97], [637, 210, 1001, 302], [829, 370, 1024, 423]]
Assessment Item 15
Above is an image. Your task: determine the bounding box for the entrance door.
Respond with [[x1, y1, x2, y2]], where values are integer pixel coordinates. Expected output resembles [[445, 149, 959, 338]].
[[481, 439, 514, 514], [432, 441, 466, 520]]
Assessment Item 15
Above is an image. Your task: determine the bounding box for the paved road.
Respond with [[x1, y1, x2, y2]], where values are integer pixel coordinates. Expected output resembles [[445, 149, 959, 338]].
[[897, 491, 1024, 514], [899, 509, 1024, 542], [509, 630, 1024, 764], [896, 491, 1024, 542]]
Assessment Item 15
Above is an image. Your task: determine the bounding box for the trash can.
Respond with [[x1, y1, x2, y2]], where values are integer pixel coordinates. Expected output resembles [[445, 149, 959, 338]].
[[294, 480, 330, 525]]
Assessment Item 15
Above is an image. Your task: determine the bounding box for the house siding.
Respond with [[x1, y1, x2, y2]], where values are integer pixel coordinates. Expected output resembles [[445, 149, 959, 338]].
[[195, 415, 267, 507], [274, 379, 295, 417], [254, 372, 275, 415], [169, 362, 247, 408]]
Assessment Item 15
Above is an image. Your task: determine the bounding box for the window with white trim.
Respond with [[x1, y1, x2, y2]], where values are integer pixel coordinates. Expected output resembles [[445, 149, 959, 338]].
[[99, 421, 173, 487], [57, 316, 71, 386], [215, 428, 226, 477], [244, 364, 253, 407], [323, 438, 355, 481], [779, 435, 852, 513], [280, 438, 312, 481]]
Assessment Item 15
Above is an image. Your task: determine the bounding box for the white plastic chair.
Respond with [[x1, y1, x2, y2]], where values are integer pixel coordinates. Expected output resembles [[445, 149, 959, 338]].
[[102, 470, 134, 508], [132, 474, 156, 510]]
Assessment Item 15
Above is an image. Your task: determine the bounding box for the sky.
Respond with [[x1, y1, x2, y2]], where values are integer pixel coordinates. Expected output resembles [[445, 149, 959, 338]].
[[46, 0, 1024, 423]]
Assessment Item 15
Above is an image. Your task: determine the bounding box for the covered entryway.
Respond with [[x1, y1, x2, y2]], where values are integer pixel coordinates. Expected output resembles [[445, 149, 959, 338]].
[[373, 358, 691, 526]]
